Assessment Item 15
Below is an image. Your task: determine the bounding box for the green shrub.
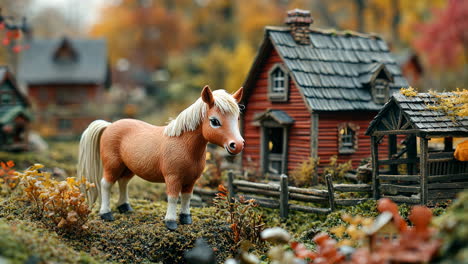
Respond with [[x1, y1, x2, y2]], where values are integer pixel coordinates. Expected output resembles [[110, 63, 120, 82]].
[[323, 155, 353, 180], [290, 157, 319, 187]]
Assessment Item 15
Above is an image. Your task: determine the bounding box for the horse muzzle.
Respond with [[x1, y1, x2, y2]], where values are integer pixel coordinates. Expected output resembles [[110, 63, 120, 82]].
[[225, 140, 244, 156]]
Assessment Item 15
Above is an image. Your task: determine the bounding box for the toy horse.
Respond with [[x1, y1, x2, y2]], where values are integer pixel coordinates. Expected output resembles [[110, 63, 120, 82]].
[[77, 86, 244, 230]]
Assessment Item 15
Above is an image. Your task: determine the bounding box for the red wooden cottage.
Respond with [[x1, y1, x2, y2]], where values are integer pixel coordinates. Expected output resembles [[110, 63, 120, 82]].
[[17, 37, 111, 138], [241, 9, 409, 178]]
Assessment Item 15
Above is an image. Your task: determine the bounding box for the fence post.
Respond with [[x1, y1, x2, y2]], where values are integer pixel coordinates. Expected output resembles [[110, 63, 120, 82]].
[[280, 174, 289, 220], [227, 170, 235, 202], [325, 174, 335, 211]]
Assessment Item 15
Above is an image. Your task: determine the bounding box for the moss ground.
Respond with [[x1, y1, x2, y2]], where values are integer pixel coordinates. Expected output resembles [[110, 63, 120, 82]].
[[0, 196, 235, 264], [0, 141, 455, 263]]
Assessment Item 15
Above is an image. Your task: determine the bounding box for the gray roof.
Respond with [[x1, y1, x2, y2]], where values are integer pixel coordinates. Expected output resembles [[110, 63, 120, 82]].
[[244, 27, 409, 111], [366, 92, 468, 136], [18, 37, 109, 85], [254, 109, 295, 125], [0, 67, 30, 122]]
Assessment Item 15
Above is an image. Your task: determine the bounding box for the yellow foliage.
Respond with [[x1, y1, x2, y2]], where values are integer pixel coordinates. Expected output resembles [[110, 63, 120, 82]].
[[427, 89, 468, 119], [400, 87, 418, 97], [14, 164, 95, 230], [323, 155, 353, 180], [225, 40, 255, 93], [333, 213, 375, 247], [290, 157, 319, 187], [291, 155, 353, 187]]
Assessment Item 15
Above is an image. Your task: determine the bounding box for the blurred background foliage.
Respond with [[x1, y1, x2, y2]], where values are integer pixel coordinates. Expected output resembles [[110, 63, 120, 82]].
[[0, 0, 466, 122]]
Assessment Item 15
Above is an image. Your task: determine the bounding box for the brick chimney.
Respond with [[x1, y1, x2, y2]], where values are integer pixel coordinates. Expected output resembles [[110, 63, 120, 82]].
[[285, 9, 312, 45]]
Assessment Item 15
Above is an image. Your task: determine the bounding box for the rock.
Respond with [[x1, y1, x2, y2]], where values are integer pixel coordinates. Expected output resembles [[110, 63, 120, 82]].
[[184, 238, 215, 264]]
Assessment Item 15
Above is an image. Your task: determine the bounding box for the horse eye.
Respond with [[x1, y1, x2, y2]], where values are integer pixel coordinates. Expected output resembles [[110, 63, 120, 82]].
[[210, 118, 221, 128]]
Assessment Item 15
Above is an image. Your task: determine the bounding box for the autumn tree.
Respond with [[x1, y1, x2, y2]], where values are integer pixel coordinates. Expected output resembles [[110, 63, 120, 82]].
[[414, 0, 468, 70], [90, 0, 194, 70]]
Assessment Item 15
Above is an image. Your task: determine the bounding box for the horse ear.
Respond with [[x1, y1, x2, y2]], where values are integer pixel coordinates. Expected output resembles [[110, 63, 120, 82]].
[[201, 85, 215, 108], [232, 87, 244, 103]]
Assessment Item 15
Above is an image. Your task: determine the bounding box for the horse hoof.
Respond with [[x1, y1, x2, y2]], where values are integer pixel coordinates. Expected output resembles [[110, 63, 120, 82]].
[[165, 220, 178, 231], [100, 212, 115, 221], [179, 214, 192, 225], [117, 203, 134, 214]]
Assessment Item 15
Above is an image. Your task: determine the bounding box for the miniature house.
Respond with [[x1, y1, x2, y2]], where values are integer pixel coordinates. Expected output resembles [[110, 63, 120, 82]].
[[18, 37, 111, 138], [366, 92, 468, 205], [0, 66, 31, 151], [241, 9, 409, 178], [364, 211, 399, 249]]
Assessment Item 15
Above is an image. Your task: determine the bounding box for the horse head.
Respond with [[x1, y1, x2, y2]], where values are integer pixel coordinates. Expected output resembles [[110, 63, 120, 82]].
[[200, 86, 244, 155]]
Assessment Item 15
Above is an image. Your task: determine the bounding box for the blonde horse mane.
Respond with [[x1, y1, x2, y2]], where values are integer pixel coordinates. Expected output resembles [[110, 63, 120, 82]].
[[164, 89, 240, 137]]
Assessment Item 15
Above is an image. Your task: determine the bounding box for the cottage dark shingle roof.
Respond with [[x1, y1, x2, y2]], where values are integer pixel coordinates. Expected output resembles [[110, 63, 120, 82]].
[[244, 27, 409, 111], [366, 92, 468, 136], [18, 37, 109, 85]]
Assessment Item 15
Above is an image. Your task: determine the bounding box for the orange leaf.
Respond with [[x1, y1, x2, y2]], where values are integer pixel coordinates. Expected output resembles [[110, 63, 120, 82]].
[[218, 184, 227, 193], [6, 161, 14, 168]]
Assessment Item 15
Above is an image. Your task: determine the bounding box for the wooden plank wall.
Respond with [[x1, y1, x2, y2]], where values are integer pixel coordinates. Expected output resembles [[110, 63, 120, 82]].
[[242, 48, 311, 173], [317, 112, 390, 169]]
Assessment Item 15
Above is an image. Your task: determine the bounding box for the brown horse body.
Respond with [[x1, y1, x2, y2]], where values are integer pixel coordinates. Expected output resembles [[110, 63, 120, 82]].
[[77, 86, 244, 230], [100, 119, 208, 194]]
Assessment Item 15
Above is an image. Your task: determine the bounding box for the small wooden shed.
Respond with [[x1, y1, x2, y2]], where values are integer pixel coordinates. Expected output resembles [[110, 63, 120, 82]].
[[366, 92, 468, 205], [0, 66, 32, 151]]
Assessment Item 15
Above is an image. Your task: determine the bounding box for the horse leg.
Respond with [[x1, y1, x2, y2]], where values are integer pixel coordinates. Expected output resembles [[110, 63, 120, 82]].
[[100, 172, 115, 221], [179, 184, 194, 225], [164, 176, 181, 231], [117, 168, 134, 214]]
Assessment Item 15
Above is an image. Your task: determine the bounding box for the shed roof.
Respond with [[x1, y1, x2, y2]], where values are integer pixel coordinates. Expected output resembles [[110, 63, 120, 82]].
[[366, 92, 468, 137], [0, 105, 32, 124], [244, 27, 409, 111], [0, 66, 31, 123], [18, 37, 110, 86], [0, 66, 29, 103]]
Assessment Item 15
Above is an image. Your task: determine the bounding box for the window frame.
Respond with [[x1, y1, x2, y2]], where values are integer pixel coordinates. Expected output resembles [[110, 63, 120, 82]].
[[0, 92, 14, 105], [57, 118, 73, 132], [372, 78, 390, 104], [338, 122, 359, 154], [267, 64, 289, 102]]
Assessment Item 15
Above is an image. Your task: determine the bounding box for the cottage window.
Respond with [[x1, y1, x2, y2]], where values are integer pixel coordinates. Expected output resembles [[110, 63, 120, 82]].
[[373, 79, 389, 104], [338, 123, 359, 154], [0, 93, 13, 105], [268, 64, 289, 102], [58, 118, 72, 131]]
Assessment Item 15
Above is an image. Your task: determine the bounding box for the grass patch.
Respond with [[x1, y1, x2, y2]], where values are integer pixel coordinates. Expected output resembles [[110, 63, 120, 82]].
[[0, 217, 101, 264], [0, 195, 236, 264]]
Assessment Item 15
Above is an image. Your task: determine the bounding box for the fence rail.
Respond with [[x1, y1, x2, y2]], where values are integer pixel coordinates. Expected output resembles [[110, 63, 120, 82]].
[[193, 171, 374, 219], [227, 171, 372, 219]]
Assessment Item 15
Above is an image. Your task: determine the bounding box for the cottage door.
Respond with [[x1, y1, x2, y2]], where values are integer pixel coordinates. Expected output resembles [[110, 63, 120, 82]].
[[261, 124, 288, 175]]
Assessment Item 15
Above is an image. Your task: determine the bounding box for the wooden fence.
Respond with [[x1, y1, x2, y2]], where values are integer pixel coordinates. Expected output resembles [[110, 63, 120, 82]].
[[193, 171, 372, 219], [378, 152, 468, 205]]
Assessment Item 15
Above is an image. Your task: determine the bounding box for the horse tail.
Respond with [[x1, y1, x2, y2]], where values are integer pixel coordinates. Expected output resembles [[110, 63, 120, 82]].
[[77, 120, 111, 207]]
